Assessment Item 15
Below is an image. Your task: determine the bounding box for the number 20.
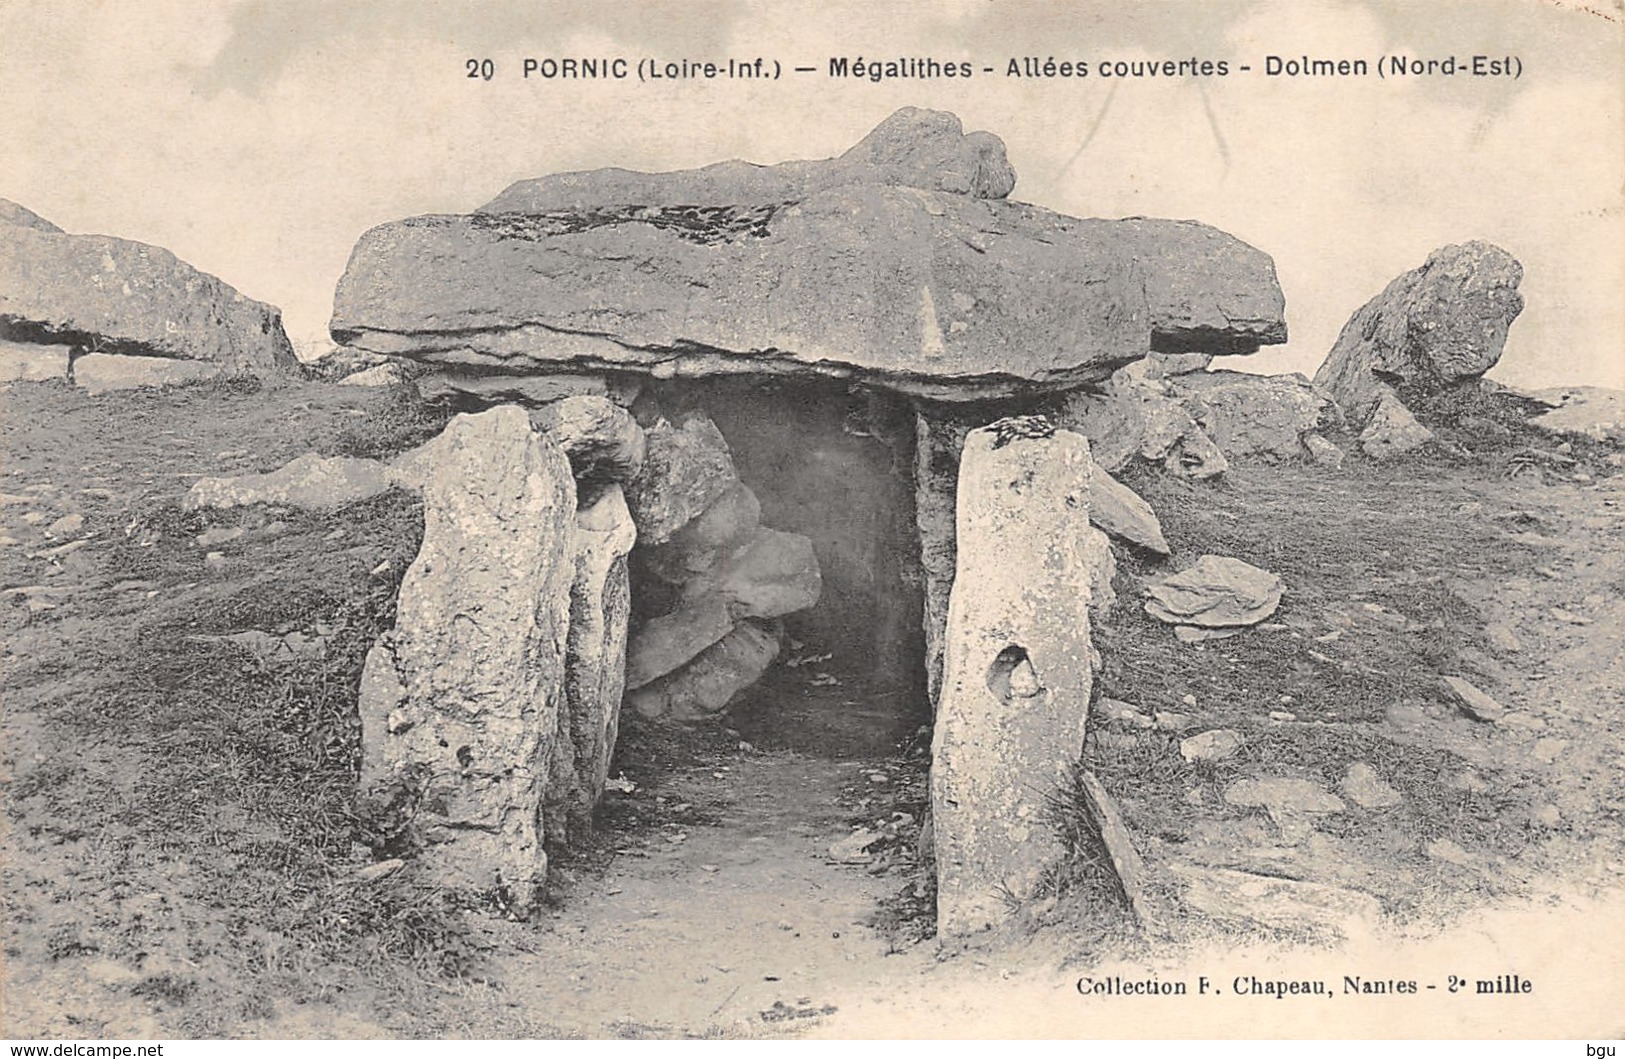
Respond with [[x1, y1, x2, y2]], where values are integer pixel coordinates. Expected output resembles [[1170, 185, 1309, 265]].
[[467, 58, 494, 81]]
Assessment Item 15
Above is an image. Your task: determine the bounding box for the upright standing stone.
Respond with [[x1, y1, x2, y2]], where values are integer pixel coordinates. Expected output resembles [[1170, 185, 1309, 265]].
[[543, 484, 637, 846], [912, 405, 976, 706], [357, 406, 576, 916], [932, 420, 1105, 938]]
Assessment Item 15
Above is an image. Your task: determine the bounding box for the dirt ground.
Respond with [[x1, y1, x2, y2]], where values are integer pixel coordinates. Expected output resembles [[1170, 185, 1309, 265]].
[[2, 377, 1621, 1039]]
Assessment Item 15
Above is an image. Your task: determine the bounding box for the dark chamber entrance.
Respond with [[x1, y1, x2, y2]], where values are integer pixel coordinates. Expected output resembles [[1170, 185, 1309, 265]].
[[664, 377, 930, 758]]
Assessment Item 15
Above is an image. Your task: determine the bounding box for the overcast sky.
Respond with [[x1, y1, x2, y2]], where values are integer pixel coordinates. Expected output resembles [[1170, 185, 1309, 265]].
[[3, 0, 1620, 388]]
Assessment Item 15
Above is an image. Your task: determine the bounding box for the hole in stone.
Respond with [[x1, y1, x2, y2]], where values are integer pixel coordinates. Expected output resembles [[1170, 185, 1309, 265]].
[[456, 745, 474, 768], [986, 644, 1039, 702]]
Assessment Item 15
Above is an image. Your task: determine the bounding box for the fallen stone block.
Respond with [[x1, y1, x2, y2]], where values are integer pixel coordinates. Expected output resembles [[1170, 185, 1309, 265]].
[[1144, 554, 1283, 628], [74, 353, 223, 395]]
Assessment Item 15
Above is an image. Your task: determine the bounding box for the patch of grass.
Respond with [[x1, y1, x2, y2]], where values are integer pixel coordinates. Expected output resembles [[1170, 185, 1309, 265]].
[[318, 384, 450, 460], [1, 381, 512, 1036], [1053, 456, 1555, 941]]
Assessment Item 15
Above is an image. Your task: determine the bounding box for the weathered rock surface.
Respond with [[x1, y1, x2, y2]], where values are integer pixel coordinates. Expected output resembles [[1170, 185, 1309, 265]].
[[331, 110, 1285, 400], [304, 346, 415, 384], [185, 452, 398, 512], [544, 485, 637, 846], [530, 395, 647, 482], [913, 406, 977, 705], [680, 526, 822, 618], [1314, 241, 1524, 431], [357, 407, 576, 914], [1167, 862, 1381, 936], [1063, 362, 1341, 471], [1303, 432, 1346, 467], [1358, 390, 1435, 459], [1145, 554, 1283, 628], [417, 370, 608, 408], [1225, 775, 1346, 843], [1180, 728, 1245, 763], [639, 482, 761, 584], [624, 597, 736, 690], [932, 421, 1107, 938], [1, 199, 63, 234], [1340, 762, 1403, 810], [1443, 674, 1508, 723], [1059, 365, 1230, 479], [1088, 464, 1170, 555], [0, 339, 70, 383], [486, 106, 1018, 210], [626, 618, 782, 721], [1078, 771, 1153, 927], [1174, 370, 1342, 460], [616, 401, 822, 721], [338, 362, 409, 387], [1, 201, 298, 375], [73, 352, 225, 394], [1224, 776, 1346, 815], [1143, 351, 1213, 378], [622, 413, 738, 547]]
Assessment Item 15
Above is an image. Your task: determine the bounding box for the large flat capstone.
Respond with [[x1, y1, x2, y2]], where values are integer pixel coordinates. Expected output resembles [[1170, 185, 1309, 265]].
[[330, 110, 1285, 400], [1, 199, 298, 376]]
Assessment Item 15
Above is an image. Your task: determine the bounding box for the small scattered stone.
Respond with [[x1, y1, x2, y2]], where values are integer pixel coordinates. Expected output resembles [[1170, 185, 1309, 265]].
[[355, 859, 405, 882], [1442, 675, 1507, 723], [1340, 762, 1402, 810], [204, 551, 227, 567], [1302, 433, 1345, 468], [1549, 608, 1592, 625], [195, 526, 245, 547], [1180, 728, 1244, 763], [1268, 710, 1296, 722], [1144, 554, 1283, 628], [1483, 622, 1522, 653], [1224, 776, 1345, 814], [1154, 710, 1194, 732], [1528, 803, 1562, 829], [828, 829, 881, 863], [1097, 698, 1154, 729], [46, 512, 84, 536], [1532, 738, 1567, 764], [1426, 838, 1475, 866]]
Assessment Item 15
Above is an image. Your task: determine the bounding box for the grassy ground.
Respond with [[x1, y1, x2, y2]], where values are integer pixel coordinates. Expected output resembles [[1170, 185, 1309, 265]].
[[0, 379, 505, 1036]]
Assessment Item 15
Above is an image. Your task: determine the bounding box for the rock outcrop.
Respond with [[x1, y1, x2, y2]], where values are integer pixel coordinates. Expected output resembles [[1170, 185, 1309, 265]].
[[330, 109, 1285, 401], [357, 407, 577, 915], [932, 420, 1108, 938], [1, 198, 299, 380], [1059, 363, 1231, 478], [1061, 362, 1343, 472], [1314, 241, 1524, 453], [1174, 370, 1343, 461]]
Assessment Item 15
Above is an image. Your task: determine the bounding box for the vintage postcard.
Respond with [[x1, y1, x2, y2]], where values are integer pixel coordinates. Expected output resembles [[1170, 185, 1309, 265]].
[[2, 0, 1621, 1046]]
